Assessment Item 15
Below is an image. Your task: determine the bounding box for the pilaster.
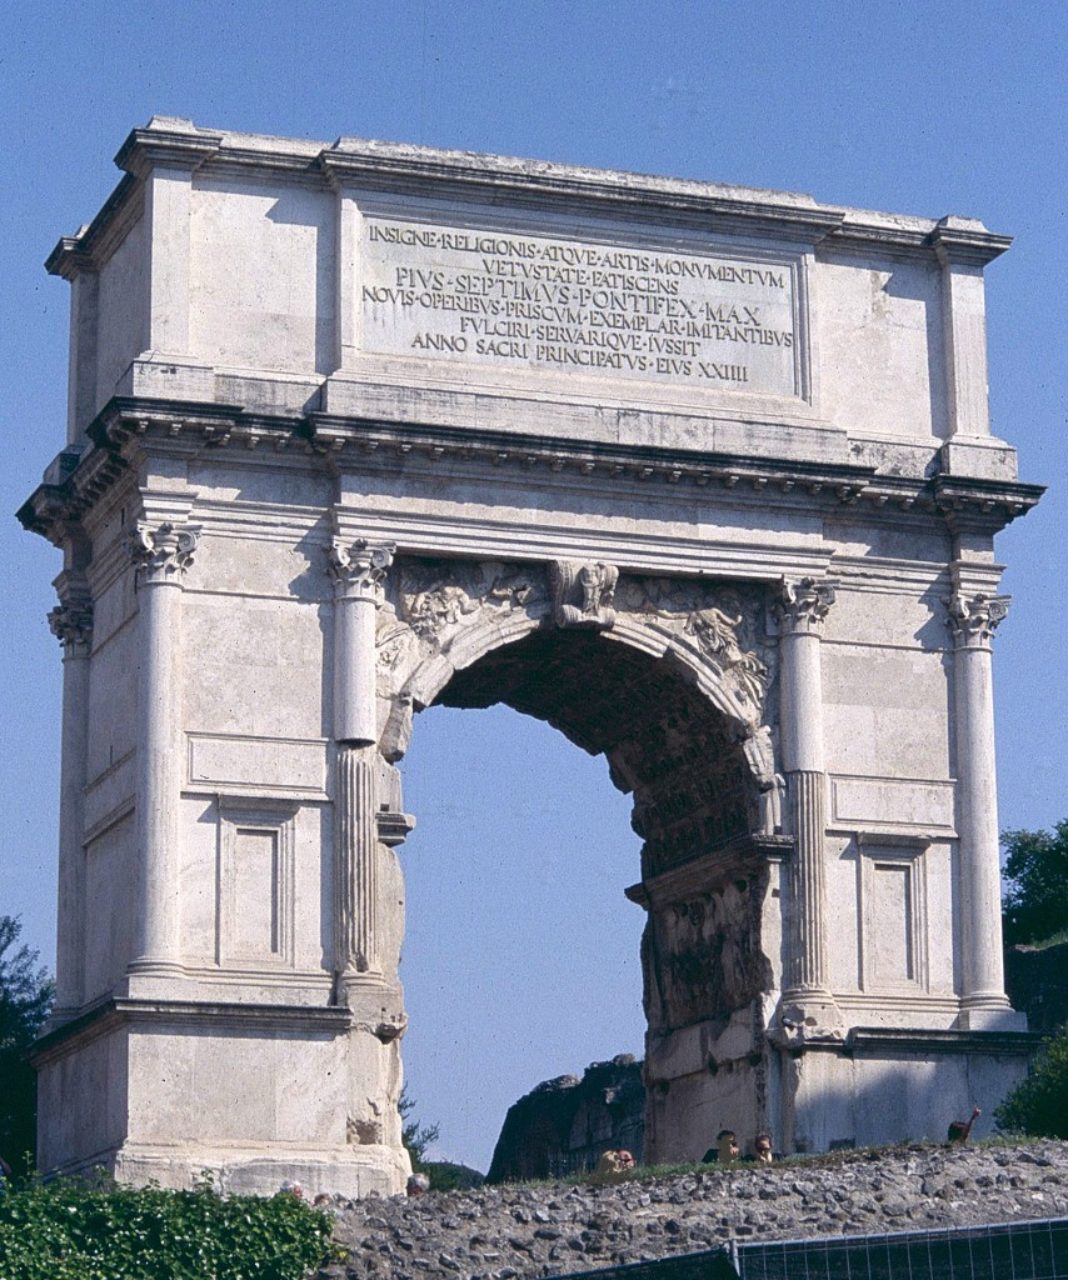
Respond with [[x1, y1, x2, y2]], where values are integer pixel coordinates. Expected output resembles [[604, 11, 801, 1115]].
[[932, 216, 1010, 443], [115, 118, 219, 399]]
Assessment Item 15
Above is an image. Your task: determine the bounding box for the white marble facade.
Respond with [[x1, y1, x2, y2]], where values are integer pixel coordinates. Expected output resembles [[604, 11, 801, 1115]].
[[21, 118, 1042, 1192]]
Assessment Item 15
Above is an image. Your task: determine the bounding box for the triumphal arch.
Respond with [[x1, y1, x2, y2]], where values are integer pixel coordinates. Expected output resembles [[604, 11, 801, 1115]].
[[21, 118, 1042, 1195]]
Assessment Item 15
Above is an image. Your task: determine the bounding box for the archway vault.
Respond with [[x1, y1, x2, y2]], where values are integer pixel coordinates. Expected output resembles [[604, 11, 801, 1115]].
[[377, 555, 783, 868], [375, 554, 786, 1162]]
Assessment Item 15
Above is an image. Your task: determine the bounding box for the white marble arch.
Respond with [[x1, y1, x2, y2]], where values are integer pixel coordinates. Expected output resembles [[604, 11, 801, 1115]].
[[22, 119, 1042, 1193]]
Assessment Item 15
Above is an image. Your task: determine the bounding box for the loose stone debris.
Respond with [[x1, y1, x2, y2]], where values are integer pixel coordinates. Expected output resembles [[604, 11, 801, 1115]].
[[318, 1140, 1068, 1280]]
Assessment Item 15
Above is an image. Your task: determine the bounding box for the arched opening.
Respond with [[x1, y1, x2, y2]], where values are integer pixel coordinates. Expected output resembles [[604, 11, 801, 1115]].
[[397, 703, 645, 1176], [393, 619, 777, 1171]]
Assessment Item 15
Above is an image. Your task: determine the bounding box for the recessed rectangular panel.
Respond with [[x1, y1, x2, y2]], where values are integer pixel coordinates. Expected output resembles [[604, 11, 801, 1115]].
[[831, 776, 954, 831], [360, 217, 800, 397], [870, 862, 913, 984], [187, 733, 327, 796], [231, 828, 280, 959]]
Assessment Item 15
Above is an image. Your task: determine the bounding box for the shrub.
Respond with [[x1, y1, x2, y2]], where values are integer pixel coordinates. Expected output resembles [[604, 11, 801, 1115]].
[[995, 1025, 1068, 1139], [0, 1175, 337, 1280]]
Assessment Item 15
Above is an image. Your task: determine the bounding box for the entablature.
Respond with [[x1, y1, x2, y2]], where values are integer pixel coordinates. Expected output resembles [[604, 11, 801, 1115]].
[[18, 396, 1044, 556]]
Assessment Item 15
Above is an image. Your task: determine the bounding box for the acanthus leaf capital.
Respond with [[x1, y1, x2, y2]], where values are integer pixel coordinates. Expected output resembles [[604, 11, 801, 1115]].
[[327, 538, 396, 603], [131, 521, 200, 584], [946, 591, 1010, 647], [775, 576, 837, 635]]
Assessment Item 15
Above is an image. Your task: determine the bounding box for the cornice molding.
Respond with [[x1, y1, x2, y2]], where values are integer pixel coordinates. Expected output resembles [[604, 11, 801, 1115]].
[[843, 1026, 1039, 1057], [31, 997, 352, 1065], [45, 121, 1013, 275], [930, 215, 1013, 268], [113, 117, 223, 180], [45, 173, 141, 279], [318, 142, 846, 245], [17, 396, 1043, 551]]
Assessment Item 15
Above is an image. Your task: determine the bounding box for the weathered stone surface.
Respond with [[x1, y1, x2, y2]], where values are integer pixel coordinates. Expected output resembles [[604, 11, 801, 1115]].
[[321, 1141, 1068, 1280], [22, 118, 1044, 1194], [487, 1056, 645, 1183]]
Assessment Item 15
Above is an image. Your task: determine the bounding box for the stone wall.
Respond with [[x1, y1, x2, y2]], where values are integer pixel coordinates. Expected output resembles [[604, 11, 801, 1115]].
[[323, 1140, 1068, 1280], [487, 1057, 645, 1183]]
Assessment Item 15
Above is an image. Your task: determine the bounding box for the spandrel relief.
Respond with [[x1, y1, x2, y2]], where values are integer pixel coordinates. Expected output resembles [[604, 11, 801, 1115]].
[[615, 577, 775, 729], [393, 559, 546, 650], [375, 558, 549, 758]]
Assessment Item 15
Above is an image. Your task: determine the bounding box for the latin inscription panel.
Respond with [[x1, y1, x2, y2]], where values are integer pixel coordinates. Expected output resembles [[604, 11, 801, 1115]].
[[360, 218, 800, 397]]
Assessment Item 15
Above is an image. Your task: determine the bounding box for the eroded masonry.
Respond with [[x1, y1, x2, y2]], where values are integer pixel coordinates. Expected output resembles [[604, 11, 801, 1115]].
[[21, 118, 1042, 1195]]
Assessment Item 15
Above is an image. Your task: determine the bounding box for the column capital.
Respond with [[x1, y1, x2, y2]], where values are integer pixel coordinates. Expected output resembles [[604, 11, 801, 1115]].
[[775, 576, 837, 636], [327, 538, 395, 604], [48, 599, 93, 657], [49, 572, 93, 657], [131, 521, 199, 585], [947, 591, 1010, 649]]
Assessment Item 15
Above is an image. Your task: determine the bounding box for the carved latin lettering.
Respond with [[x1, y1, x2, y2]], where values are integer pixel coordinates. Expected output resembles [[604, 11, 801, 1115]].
[[361, 219, 799, 397]]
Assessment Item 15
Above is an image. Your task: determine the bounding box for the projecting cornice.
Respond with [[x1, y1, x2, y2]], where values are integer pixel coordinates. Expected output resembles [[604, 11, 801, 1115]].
[[930, 215, 1013, 267], [42, 119, 1014, 275], [16, 396, 1044, 550], [318, 140, 847, 245], [113, 116, 223, 179]]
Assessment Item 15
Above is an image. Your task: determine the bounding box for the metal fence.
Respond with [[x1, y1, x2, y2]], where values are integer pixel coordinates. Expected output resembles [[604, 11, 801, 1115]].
[[551, 1216, 1068, 1280]]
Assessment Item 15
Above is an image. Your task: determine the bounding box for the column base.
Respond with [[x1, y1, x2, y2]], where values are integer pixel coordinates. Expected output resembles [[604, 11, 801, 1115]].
[[121, 966, 191, 1001], [957, 998, 1028, 1032], [779, 989, 844, 1036]]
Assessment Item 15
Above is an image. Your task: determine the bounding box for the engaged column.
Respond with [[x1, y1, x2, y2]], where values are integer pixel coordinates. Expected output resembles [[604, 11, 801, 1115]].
[[776, 576, 841, 1030], [948, 587, 1019, 1028], [327, 538, 395, 999]]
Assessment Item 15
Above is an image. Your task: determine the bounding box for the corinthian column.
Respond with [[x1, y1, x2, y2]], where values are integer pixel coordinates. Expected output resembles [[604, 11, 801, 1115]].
[[948, 588, 1018, 1028], [48, 572, 93, 1020], [128, 521, 198, 978], [326, 538, 394, 992], [776, 576, 840, 1027]]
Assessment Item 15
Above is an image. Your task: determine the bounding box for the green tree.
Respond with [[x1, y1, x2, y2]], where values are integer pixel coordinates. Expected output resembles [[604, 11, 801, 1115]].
[[0, 916, 54, 1168], [398, 1085, 440, 1171], [1001, 820, 1068, 946], [995, 1025, 1068, 1138]]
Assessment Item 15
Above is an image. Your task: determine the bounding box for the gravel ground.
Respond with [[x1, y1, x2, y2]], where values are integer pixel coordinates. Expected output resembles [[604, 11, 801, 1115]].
[[315, 1140, 1068, 1280]]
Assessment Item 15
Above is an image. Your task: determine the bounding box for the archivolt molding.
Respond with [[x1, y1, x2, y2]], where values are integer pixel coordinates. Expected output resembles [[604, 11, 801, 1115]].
[[373, 556, 779, 781]]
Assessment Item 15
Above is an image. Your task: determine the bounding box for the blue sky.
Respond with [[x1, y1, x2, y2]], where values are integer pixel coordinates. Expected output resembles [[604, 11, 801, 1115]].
[[2, 1, 1065, 1172]]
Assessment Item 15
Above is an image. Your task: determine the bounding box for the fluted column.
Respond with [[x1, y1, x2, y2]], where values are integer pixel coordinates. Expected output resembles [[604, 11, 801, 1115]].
[[129, 521, 198, 977], [948, 588, 1016, 1027], [48, 572, 93, 1019], [776, 576, 840, 1025], [327, 539, 395, 992]]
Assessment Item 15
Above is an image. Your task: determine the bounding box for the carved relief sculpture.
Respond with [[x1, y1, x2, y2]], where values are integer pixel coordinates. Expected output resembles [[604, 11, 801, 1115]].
[[397, 560, 543, 648], [550, 560, 619, 630]]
